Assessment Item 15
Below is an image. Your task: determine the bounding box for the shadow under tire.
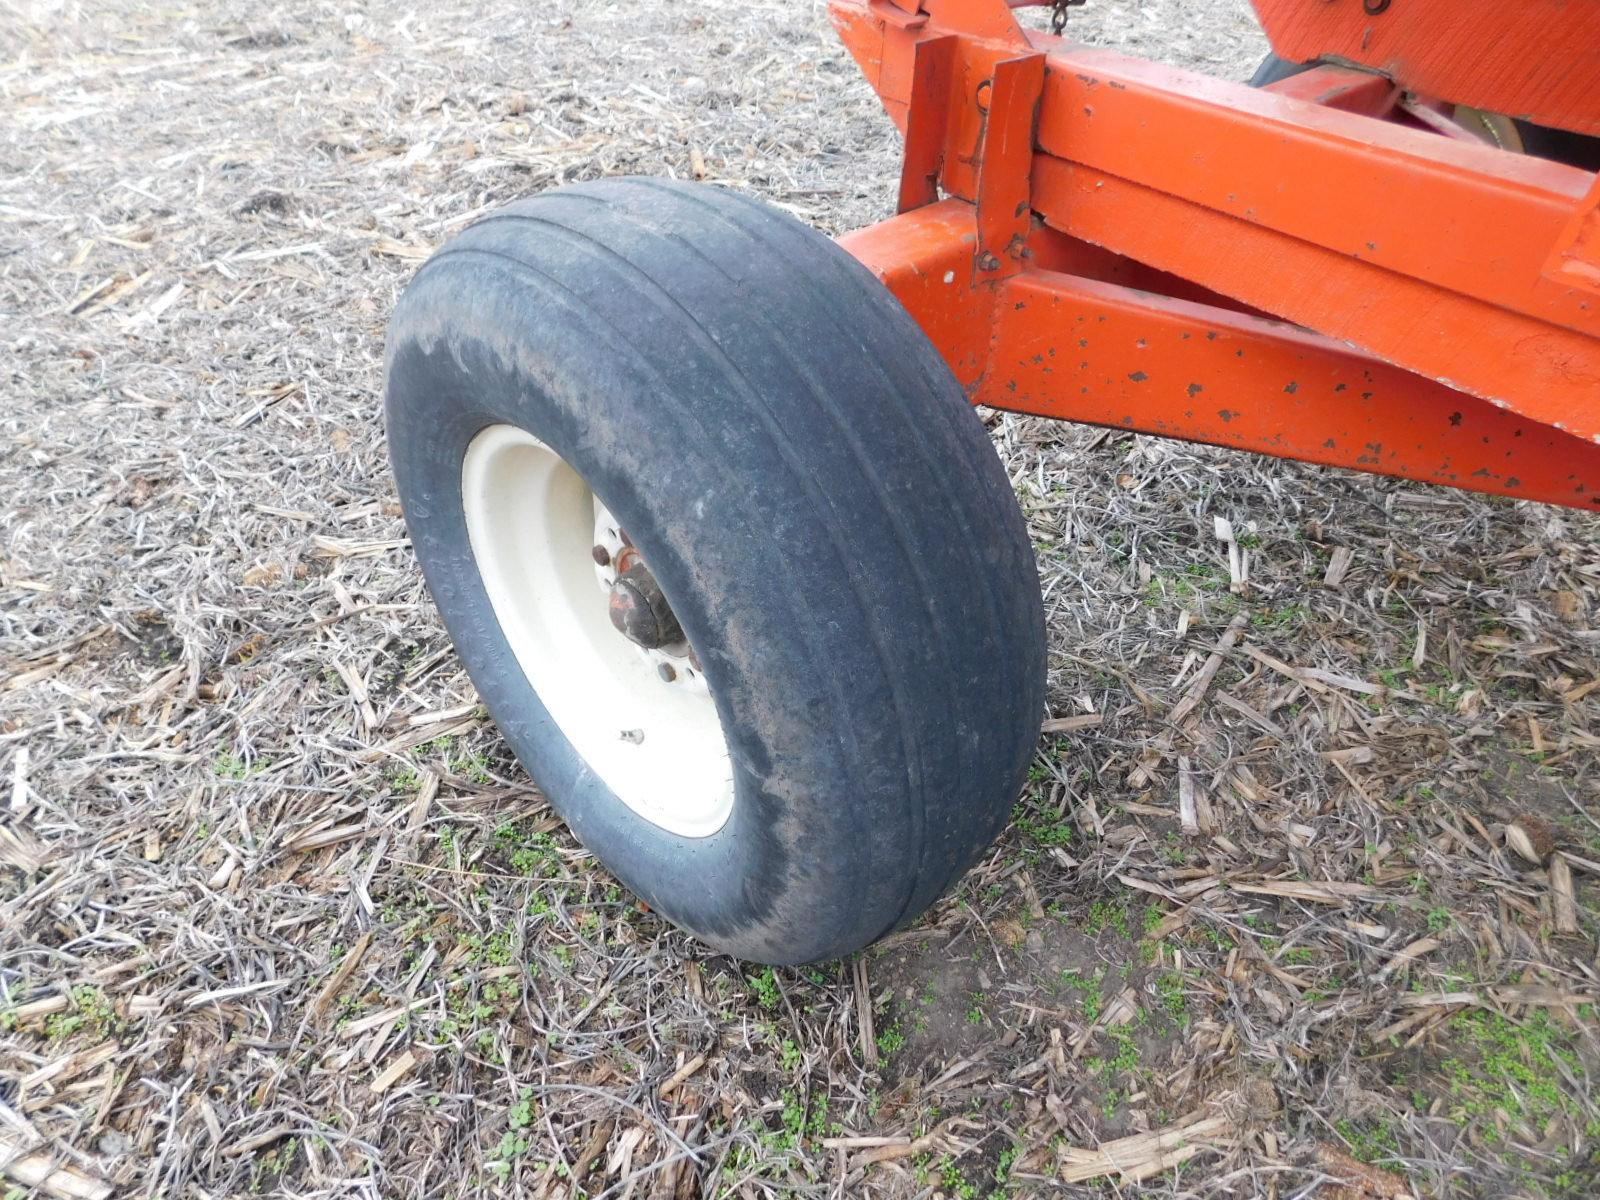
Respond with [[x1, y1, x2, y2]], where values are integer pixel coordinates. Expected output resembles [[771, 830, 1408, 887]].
[[384, 177, 1046, 964]]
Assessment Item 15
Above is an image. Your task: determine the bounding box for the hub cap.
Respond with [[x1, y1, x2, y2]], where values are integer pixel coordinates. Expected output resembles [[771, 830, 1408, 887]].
[[460, 424, 732, 837]]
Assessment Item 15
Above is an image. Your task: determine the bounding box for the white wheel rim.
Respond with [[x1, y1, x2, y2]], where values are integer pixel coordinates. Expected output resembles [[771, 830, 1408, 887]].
[[460, 424, 734, 838]]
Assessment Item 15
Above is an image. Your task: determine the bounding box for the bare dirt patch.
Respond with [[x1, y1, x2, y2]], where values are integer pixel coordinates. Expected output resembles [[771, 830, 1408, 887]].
[[4, 2, 1599, 1199]]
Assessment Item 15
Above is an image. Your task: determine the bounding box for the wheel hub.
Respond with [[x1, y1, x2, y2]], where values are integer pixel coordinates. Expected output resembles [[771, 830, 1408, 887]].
[[608, 561, 683, 649], [589, 501, 709, 696]]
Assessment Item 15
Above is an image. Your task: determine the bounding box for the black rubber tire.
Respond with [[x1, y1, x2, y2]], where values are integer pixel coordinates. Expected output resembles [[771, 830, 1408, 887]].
[[384, 178, 1046, 965]]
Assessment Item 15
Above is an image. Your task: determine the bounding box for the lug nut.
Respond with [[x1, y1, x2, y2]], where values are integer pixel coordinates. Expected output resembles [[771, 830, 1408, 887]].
[[591, 545, 610, 567], [657, 663, 677, 683]]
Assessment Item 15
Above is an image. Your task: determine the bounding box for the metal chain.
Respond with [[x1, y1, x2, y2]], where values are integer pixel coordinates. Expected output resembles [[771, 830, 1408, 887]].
[[1050, 0, 1087, 36]]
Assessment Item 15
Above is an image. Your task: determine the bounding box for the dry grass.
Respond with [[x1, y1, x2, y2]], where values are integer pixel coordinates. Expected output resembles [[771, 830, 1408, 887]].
[[3, 2, 1599, 1197]]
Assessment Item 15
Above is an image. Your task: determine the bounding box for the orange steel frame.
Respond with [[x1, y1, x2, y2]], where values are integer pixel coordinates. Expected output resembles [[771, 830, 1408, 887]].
[[828, 0, 1600, 509]]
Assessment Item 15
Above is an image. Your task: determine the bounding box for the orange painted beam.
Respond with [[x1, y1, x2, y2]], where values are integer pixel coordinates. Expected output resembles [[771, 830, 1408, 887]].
[[988, 270, 1600, 509], [839, 201, 995, 385], [1031, 158, 1600, 444], [843, 202, 1600, 509], [1031, 47, 1599, 344]]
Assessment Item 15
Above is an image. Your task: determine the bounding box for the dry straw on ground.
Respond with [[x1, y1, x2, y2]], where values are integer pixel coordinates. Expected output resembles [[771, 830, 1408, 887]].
[[3, 2, 1598, 1197]]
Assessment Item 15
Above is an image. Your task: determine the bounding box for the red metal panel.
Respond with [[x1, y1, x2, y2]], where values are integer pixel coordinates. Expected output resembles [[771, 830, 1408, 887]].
[[1250, 0, 1600, 137]]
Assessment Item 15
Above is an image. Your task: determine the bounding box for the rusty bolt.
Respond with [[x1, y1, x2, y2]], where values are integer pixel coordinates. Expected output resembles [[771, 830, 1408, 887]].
[[591, 544, 611, 567], [978, 252, 1001, 272], [657, 663, 677, 683]]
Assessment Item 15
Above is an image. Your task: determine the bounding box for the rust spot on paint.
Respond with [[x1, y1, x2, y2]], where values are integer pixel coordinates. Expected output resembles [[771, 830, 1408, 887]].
[[1187, 383, 1203, 397], [1129, 371, 1149, 382]]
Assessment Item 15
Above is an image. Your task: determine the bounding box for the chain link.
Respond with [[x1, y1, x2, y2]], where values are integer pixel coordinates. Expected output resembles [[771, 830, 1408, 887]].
[[1050, 0, 1087, 36]]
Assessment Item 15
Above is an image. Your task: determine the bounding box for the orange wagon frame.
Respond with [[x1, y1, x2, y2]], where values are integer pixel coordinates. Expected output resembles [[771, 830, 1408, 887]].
[[829, 0, 1600, 509]]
